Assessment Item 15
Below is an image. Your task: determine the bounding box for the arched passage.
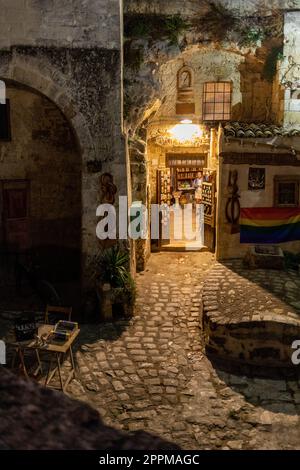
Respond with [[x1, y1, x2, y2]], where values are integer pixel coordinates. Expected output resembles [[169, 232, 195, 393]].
[[0, 80, 82, 306]]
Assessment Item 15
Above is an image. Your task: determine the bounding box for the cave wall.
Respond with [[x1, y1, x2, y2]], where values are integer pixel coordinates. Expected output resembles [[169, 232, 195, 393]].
[[155, 47, 275, 124]]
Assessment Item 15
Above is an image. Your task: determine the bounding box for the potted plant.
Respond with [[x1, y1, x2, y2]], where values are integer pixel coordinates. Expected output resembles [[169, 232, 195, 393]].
[[94, 246, 136, 320]]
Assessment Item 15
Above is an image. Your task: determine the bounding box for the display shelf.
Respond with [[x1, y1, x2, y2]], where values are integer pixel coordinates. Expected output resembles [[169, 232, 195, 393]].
[[176, 168, 200, 192], [202, 178, 216, 227]]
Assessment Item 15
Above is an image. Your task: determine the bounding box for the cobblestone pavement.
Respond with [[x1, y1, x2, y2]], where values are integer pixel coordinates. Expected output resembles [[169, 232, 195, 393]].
[[67, 253, 300, 450]]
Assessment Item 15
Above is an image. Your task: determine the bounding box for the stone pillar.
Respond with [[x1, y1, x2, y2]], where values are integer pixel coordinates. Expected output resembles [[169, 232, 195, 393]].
[[129, 136, 151, 272]]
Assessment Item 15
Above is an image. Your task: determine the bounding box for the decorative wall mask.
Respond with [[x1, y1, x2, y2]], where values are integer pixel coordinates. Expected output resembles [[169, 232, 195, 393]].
[[100, 173, 117, 205], [248, 168, 265, 191], [225, 170, 240, 234]]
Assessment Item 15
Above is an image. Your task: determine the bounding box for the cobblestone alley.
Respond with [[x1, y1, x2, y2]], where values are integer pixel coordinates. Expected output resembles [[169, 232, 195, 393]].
[[68, 253, 300, 450]]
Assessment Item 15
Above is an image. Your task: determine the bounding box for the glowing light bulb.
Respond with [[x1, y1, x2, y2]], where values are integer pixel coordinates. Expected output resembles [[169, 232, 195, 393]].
[[169, 122, 203, 143]]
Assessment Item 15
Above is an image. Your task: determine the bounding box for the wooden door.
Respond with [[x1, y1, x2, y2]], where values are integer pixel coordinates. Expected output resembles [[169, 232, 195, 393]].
[[1, 180, 30, 252]]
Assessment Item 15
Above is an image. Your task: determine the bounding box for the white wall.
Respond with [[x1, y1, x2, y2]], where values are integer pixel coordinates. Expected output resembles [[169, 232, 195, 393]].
[[217, 162, 300, 259]]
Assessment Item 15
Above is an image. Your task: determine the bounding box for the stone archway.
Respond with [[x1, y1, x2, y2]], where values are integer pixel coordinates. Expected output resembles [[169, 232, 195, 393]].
[[0, 64, 95, 160], [0, 59, 100, 302], [0, 58, 98, 292], [0, 80, 84, 309]]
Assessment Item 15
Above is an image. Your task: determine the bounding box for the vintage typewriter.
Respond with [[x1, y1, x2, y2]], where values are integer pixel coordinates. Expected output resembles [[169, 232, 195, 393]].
[[50, 320, 78, 342]]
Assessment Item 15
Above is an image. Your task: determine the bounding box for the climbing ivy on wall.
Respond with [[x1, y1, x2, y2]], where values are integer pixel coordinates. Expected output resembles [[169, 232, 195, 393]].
[[192, 1, 284, 45], [124, 2, 286, 74], [192, 1, 238, 42], [124, 13, 189, 45]]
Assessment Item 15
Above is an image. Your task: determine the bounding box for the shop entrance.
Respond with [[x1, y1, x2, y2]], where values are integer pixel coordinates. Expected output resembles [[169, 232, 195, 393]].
[[154, 154, 216, 252]]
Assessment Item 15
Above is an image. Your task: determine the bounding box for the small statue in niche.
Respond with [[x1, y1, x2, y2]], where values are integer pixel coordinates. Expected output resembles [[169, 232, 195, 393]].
[[177, 65, 195, 107], [100, 173, 117, 205], [225, 170, 240, 234], [178, 69, 192, 89]]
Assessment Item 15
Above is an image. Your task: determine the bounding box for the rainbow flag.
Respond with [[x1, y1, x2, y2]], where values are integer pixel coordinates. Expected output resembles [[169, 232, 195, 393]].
[[240, 207, 300, 244]]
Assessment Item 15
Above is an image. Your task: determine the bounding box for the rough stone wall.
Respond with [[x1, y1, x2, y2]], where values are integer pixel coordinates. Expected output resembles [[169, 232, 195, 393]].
[[129, 137, 150, 271], [123, 3, 290, 133], [125, 0, 300, 16], [124, 0, 300, 131], [0, 1, 126, 287], [124, 2, 299, 131]]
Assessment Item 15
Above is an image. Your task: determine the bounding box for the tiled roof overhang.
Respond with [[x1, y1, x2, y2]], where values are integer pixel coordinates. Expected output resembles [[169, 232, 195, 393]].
[[220, 152, 300, 166], [223, 123, 300, 139]]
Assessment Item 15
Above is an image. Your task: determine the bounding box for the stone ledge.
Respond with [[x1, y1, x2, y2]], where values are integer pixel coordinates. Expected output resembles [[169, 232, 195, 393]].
[[202, 261, 300, 368]]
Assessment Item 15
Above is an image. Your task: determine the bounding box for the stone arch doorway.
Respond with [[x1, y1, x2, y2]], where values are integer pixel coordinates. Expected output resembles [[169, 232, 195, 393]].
[[0, 80, 82, 308]]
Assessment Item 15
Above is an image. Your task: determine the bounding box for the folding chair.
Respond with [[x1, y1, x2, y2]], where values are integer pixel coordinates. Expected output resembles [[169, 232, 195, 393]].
[[44, 305, 72, 325]]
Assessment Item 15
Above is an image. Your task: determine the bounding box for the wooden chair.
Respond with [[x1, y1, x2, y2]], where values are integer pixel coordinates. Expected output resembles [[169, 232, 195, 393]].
[[44, 305, 72, 325]]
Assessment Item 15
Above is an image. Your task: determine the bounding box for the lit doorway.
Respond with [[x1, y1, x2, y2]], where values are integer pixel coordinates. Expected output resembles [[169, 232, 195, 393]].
[[154, 154, 216, 252]]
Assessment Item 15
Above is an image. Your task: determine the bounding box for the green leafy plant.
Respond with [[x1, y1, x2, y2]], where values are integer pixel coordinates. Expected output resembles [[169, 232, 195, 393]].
[[240, 27, 265, 46], [124, 13, 189, 45], [123, 274, 137, 306], [164, 15, 189, 45], [97, 246, 130, 287], [95, 246, 136, 306]]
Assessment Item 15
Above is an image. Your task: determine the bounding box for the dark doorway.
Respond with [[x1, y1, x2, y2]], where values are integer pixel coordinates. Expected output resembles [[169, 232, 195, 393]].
[[1, 180, 30, 252]]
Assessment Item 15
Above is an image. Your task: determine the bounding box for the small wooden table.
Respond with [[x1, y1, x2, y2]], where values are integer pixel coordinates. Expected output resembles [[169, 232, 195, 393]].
[[6, 324, 80, 393], [5, 331, 43, 379]]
